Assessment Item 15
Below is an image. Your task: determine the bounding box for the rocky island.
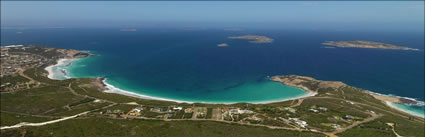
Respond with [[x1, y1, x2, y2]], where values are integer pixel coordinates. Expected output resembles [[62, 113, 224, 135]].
[[228, 35, 273, 43], [322, 40, 418, 50]]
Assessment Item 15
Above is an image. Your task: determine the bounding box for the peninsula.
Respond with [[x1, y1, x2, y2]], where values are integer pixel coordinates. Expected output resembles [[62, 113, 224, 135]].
[[228, 35, 273, 43], [1, 46, 424, 137], [271, 75, 422, 105], [322, 40, 418, 50]]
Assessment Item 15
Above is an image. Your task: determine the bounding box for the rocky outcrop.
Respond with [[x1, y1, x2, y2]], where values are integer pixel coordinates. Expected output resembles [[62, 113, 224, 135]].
[[57, 49, 95, 58], [271, 75, 346, 93]]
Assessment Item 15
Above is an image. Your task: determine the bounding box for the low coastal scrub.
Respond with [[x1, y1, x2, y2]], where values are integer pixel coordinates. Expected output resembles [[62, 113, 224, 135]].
[[0, 75, 29, 86], [1, 118, 325, 137], [0, 112, 57, 127], [1, 86, 84, 115]]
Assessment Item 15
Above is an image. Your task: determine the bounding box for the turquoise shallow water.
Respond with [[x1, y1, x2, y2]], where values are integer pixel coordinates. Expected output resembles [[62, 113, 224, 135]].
[[392, 103, 425, 118], [64, 56, 310, 103], [62, 55, 425, 114], [105, 77, 309, 103], [49, 59, 75, 80]]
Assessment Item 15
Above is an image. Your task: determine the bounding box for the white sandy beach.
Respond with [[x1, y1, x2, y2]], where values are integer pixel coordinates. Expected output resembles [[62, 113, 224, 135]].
[[251, 92, 317, 104], [364, 90, 425, 118], [101, 79, 193, 104], [385, 101, 425, 118], [101, 78, 316, 104], [44, 58, 73, 80], [365, 89, 425, 105]]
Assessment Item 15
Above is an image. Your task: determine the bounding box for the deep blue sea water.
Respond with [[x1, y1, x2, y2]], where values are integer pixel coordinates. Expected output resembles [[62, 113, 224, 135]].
[[1, 28, 424, 113]]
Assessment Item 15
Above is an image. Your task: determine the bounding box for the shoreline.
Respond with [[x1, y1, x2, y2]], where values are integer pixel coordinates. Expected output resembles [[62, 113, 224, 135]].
[[44, 58, 74, 80], [251, 91, 317, 104], [385, 101, 425, 118], [271, 75, 425, 118], [42, 56, 424, 117], [375, 91, 425, 118], [45, 61, 422, 108], [42, 57, 317, 105], [101, 78, 194, 104], [100, 78, 317, 104], [365, 90, 425, 105]]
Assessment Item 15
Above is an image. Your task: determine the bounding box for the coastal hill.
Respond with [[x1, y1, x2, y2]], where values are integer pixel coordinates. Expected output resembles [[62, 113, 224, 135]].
[[272, 75, 422, 105], [1, 46, 424, 137], [228, 35, 273, 43], [322, 40, 418, 50]]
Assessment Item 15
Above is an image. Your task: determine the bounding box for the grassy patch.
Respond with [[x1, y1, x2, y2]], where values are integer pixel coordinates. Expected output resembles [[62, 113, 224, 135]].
[[99, 104, 136, 114], [69, 98, 95, 107], [0, 75, 30, 85], [48, 102, 111, 116], [1, 86, 84, 115], [337, 118, 396, 137], [183, 112, 193, 119], [0, 112, 57, 127], [206, 108, 213, 119]]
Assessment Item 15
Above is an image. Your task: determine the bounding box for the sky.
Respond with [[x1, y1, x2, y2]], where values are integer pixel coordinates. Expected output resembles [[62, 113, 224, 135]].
[[1, 1, 424, 31]]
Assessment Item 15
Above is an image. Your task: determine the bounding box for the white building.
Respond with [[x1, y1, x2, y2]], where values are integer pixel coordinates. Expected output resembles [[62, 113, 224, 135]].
[[289, 118, 308, 128], [173, 107, 183, 111], [309, 109, 319, 113]]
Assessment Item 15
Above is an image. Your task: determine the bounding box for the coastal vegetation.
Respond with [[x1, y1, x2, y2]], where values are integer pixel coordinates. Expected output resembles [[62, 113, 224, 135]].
[[1, 46, 424, 137], [0, 118, 325, 137]]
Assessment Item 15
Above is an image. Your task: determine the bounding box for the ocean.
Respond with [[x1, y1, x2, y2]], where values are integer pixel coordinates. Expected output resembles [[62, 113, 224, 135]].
[[1, 28, 424, 114]]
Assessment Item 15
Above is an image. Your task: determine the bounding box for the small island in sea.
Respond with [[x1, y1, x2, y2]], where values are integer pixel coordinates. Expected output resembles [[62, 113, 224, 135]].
[[217, 43, 229, 47], [228, 35, 273, 43], [322, 40, 419, 50], [1, 45, 424, 137]]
